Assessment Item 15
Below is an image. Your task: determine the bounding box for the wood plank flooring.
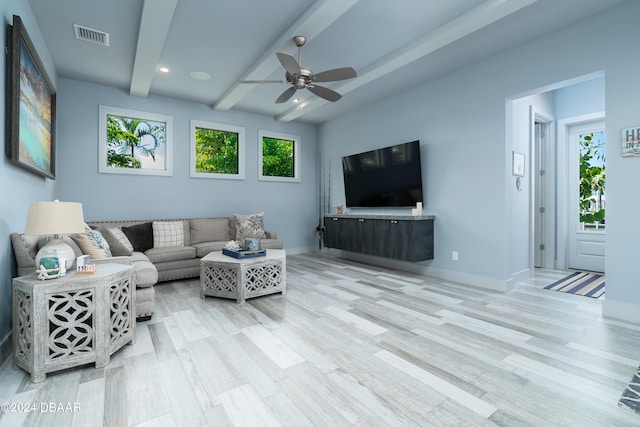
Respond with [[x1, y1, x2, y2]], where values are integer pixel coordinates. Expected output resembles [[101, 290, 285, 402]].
[[1, 253, 639, 426]]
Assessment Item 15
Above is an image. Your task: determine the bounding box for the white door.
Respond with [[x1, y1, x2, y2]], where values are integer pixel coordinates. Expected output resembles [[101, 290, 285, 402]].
[[567, 120, 605, 272]]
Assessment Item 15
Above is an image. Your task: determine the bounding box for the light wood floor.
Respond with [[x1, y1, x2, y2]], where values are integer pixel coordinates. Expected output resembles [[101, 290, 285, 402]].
[[1, 253, 639, 426]]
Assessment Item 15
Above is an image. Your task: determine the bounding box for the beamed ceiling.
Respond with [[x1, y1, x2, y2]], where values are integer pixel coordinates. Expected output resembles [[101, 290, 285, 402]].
[[28, 0, 625, 124]]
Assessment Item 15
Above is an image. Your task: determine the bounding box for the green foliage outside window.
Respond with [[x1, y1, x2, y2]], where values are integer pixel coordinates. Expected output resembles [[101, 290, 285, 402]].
[[579, 132, 605, 225], [195, 128, 239, 174], [262, 137, 294, 177], [106, 115, 165, 168]]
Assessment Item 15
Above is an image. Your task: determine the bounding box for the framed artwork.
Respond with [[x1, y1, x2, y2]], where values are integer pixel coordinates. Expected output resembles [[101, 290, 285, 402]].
[[6, 15, 57, 179], [190, 120, 245, 180], [621, 126, 640, 157], [258, 130, 301, 182], [98, 105, 173, 176], [512, 151, 525, 177]]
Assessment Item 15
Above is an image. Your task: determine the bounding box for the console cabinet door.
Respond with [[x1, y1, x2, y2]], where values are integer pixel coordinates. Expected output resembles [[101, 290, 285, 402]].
[[352, 218, 377, 255], [324, 216, 434, 262], [324, 217, 342, 249], [377, 219, 413, 260], [411, 219, 434, 261]]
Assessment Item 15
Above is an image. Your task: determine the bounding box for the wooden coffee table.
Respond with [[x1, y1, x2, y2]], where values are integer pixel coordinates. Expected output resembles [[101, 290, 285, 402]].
[[200, 249, 286, 303]]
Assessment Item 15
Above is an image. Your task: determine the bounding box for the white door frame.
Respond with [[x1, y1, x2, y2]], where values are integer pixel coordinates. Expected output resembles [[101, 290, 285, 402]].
[[556, 111, 605, 270], [529, 107, 555, 270]]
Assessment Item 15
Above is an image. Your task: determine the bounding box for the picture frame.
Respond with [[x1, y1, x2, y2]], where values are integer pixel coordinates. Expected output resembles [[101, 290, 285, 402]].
[[98, 105, 173, 176], [621, 126, 640, 157], [512, 151, 525, 177], [258, 130, 301, 183], [6, 15, 57, 179], [189, 120, 245, 180]]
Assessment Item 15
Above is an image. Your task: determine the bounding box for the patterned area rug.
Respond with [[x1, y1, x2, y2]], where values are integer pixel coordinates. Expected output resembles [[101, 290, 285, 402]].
[[619, 366, 640, 415], [544, 271, 605, 298]]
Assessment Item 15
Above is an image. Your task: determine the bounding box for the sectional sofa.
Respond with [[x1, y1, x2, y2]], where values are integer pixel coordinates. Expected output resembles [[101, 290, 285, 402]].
[[11, 214, 283, 320]]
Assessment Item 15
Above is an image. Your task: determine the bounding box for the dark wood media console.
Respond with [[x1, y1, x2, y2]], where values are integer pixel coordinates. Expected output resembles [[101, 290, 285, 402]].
[[323, 214, 434, 262]]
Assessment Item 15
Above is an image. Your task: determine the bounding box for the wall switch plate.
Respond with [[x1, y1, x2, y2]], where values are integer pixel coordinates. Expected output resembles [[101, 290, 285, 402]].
[[452, 251, 459, 261]]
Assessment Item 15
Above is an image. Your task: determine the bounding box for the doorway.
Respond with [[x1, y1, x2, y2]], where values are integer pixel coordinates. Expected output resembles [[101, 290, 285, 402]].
[[567, 120, 606, 272], [532, 110, 555, 270], [531, 112, 606, 273]]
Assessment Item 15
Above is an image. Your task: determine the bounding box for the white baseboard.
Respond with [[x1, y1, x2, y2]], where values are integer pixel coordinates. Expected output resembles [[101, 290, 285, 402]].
[[323, 249, 510, 292], [602, 300, 640, 325], [506, 268, 531, 290], [286, 246, 316, 255]]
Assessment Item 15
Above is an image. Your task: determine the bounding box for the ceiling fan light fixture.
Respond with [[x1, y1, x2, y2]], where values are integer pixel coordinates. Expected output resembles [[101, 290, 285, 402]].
[[240, 35, 357, 104]]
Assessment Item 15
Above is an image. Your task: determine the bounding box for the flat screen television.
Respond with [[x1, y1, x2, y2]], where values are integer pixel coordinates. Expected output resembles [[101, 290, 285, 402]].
[[342, 140, 423, 208]]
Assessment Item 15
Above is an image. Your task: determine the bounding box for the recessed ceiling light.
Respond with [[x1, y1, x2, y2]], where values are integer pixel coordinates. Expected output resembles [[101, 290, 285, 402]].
[[190, 71, 211, 81], [159, 67, 170, 73]]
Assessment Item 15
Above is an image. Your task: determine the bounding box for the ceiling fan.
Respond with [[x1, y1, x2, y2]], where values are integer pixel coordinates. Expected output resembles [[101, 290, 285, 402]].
[[241, 35, 357, 104]]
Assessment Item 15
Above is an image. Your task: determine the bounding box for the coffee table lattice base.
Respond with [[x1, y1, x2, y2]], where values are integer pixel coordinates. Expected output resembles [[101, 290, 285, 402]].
[[200, 250, 286, 303]]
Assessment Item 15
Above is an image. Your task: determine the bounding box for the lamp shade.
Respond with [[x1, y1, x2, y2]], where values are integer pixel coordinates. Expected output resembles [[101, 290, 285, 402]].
[[25, 201, 85, 235]]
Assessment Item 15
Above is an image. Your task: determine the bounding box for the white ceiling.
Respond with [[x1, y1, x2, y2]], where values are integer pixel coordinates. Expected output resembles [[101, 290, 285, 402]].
[[28, 0, 625, 124]]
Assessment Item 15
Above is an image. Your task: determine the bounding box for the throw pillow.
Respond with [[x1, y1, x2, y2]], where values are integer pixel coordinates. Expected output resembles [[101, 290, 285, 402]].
[[122, 222, 154, 252], [234, 212, 267, 240], [152, 221, 184, 248], [71, 223, 112, 259], [98, 227, 132, 256], [109, 227, 134, 252]]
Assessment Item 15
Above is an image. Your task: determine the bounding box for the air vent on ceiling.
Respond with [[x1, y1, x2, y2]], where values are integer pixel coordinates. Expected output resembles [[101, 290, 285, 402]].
[[73, 24, 109, 47]]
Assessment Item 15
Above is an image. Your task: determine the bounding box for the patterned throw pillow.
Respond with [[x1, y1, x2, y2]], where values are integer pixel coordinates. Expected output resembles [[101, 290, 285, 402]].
[[108, 227, 134, 252], [71, 223, 112, 259], [98, 227, 132, 256], [153, 221, 185, 248], [234, 212, 267, 241]]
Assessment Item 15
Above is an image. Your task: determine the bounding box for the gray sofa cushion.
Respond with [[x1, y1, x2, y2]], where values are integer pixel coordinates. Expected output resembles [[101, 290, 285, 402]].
[[258, 239, 284, 250], [190, 218, 231, 244], [136, 286, 155, 318], [129, 252, 158, 287], [192, 241, 228, 257], [145, 246, 197, 264]]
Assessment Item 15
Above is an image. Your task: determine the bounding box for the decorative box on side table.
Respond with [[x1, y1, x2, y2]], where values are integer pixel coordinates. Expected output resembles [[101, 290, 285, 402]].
[[12, 263, 136, 383], [200, 249, 286, 303]]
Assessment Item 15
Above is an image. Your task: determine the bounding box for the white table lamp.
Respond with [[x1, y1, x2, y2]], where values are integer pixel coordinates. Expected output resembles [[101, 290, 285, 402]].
[[25, 200, 85, 274]]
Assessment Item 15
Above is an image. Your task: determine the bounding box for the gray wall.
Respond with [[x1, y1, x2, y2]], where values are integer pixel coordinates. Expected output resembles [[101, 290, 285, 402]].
[[319, 1, 640, 322], [54, 78, 318, 253], [0, 0, 318, 363], [1, 0, 58, 360], [555, 78, 606, 120], [3, 0, 640, 365], [601, 1, 640, 321]]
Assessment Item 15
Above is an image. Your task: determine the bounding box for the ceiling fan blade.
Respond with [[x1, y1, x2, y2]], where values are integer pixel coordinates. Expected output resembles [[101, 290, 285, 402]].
[[240, 80, 286, 84], [275, 87, 297, 104], [307, 85, 342, 102], [313, 67, 357, 82], [276, 52, 300, 76]]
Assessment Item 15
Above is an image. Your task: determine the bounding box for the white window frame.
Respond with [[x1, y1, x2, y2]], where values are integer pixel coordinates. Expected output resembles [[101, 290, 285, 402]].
[[258, 130, 301, 182], [98, 105, 173, 176], [190, 120, 245, 180]]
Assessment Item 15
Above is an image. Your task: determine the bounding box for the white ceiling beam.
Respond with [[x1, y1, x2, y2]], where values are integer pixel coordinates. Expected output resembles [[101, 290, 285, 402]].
[[276, 0, 540, 122], [213, 0, 360, 111], [130, 0, 178, 97]]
